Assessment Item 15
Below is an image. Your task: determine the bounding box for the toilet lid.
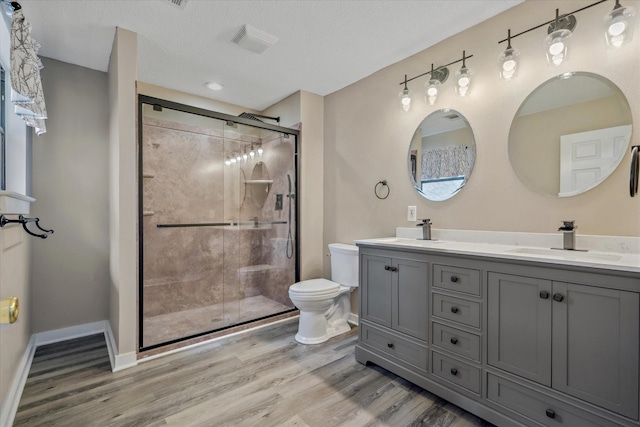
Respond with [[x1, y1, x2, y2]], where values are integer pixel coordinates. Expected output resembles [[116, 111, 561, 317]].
[[289, 279, 340, 297]]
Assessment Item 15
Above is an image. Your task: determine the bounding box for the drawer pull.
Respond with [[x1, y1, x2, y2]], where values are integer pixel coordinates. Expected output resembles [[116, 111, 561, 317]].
[[450, 307, 459, 314], [450, 276, 459, 283], [450, 368, 458, 376], [553, 293, 564, 302], [539, 291, 549, 299], [387, 342, 394, 348], [545, 409, 556, 419], [384, 265, 398, 272], [450, 337, 458, 345]]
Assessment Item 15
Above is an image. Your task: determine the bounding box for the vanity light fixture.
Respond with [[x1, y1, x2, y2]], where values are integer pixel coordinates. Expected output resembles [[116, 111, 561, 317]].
[[257, 143, 264, 157], [225, 156, 232, 167], [424, 64, 448, 106], [399, 75, 412, 112], [544, 9, 575, 66], [397, 55, 466, 109], [236, 153, 242, 163], [249, 144, 256, 159], [603, 0, 636, 48], [454, 51, 472, 96], [242, 146, 248, 162], [230, 155, 237, 164], [498, 1, 621, 72], [497, 29, 520, 81]]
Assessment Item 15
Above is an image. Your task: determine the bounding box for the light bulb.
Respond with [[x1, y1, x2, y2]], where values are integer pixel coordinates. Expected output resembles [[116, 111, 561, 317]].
[[425, 79, 440, 105], [544, 29, 571, 66], [242, 153, 248, 162], [236, 154, 242, 162], [455, 67, 471, 97], [257, 146, 263, 157], [603, 3, 635, 48], [249, 150, 255, 159], [225, 158, 231, 167], [399, 88, 411, 112], [231, 157, 237, 164]]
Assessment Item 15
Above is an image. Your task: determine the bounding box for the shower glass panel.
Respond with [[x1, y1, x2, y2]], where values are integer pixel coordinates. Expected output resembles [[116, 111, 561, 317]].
[[138, 98, 298, 351]]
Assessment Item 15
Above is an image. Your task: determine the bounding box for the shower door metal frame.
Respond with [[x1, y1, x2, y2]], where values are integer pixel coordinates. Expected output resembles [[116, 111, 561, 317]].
[[137, 95, 300, 352]]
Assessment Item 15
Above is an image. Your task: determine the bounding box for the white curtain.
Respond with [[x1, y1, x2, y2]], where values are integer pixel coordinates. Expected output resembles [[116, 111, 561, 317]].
[[10, 7, 47, 135]]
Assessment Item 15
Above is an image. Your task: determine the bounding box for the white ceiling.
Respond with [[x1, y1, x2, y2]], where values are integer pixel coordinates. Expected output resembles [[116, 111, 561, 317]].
[[17, 0, 524, 111]]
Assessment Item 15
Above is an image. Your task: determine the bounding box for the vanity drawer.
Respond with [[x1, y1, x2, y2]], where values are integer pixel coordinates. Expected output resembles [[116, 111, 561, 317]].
[[432, 322, 481, 362], [432, 293, 481, 329], [360, 321, 428, 372], [433, 264, 481, 296], [487, 373, 622, 427], [432, 351, 481, 395]]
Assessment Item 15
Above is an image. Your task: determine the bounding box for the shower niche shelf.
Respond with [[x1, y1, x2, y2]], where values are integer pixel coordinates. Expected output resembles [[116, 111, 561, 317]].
[[143, 172, 156, 178], [143, 211, 155, 216], [237, 264, 276, 274], [244, 180, 274, 184]]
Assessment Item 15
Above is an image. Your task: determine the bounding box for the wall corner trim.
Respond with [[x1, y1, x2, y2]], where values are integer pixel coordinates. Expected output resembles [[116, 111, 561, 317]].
[[0, 335, 35, 427]]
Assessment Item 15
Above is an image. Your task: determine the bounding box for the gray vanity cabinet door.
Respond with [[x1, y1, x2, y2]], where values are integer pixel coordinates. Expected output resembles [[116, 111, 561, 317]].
[[392, 259, 428, 341], [487, 273, 552, 386], [552, 282, 639, 419], [361, 255, 393, 327]]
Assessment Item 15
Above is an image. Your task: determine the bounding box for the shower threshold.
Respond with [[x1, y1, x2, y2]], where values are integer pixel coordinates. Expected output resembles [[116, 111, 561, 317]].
[[142, 295, 294, 350]]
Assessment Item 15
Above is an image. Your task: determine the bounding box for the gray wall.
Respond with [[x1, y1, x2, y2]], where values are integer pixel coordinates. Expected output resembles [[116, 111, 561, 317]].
[[30, 58, 110, 333]]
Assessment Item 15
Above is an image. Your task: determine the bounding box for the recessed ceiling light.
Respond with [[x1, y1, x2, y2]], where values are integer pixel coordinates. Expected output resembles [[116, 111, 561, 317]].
[[206, 82, 223, 91]]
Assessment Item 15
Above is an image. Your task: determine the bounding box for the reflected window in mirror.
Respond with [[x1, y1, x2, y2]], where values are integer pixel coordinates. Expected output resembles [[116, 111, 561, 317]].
[[408, 109, 476, 201], [509, 72, 632, 197]]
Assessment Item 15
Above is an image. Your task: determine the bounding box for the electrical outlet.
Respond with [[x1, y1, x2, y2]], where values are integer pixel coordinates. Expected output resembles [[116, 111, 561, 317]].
[[407, 206, 417, 221]]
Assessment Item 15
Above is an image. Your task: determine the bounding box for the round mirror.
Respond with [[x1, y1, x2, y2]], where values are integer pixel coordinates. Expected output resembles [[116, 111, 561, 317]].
[[408, 109, 476, 201], [249, 161, 272, 208], [509, 72, 632, 197]]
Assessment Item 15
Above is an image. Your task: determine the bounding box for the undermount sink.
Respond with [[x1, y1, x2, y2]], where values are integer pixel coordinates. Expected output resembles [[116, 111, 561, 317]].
[[507, 247, 621, 262]]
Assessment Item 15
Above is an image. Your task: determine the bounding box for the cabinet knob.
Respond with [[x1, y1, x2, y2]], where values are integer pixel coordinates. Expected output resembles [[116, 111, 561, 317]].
[[387, 342, 394, 348], [450, 276, 459, 283], [553, 293, 564, 302], [450, 368, 458, 376], [450, 307, 459, 314], [384, 265, 398, 272], [545, 409, 556, 419], [450, 337, 458, 345], [539, 291, 549, 299]]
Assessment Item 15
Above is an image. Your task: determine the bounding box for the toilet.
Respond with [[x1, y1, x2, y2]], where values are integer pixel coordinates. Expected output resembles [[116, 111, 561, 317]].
[[288, 243, 359, 344]]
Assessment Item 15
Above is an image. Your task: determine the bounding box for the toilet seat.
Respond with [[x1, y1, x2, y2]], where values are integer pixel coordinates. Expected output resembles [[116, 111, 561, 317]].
[[289, 279, 341, 299]]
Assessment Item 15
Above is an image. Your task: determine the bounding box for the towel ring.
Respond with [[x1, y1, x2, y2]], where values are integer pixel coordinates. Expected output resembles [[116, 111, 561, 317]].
[[631, 145, 639, 197], [375, 180, 390, 200]]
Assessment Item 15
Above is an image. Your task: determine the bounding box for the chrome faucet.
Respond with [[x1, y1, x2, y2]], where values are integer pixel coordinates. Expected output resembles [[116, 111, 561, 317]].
[[558, 220, 576, 250], [417, 218, 432, 240]]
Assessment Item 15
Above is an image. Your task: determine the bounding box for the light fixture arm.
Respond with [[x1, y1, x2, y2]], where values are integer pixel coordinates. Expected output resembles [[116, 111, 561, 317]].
[[497, 0, 606, 44], [506, 29, 512, 49], [398, 54, 471, 86]]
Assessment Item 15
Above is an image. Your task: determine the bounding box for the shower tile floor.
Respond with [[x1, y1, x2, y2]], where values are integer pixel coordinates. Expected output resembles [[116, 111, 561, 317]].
[[143, 295, 293, 347]]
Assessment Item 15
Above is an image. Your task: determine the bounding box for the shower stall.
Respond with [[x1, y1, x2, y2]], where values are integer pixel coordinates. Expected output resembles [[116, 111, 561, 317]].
[[138, 96, 299, 351]]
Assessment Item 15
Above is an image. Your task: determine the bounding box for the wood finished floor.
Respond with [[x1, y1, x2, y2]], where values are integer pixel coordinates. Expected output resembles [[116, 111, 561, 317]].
[[14, 320, 495, 427]]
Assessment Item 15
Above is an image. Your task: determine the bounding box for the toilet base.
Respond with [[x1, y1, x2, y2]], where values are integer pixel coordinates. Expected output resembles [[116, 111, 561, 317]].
[[294, 321, 351, 344]]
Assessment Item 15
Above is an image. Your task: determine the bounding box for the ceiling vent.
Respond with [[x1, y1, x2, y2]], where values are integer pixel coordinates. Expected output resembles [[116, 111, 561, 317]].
[[166, 0, 188, 10], [232, 25, 278, 54]]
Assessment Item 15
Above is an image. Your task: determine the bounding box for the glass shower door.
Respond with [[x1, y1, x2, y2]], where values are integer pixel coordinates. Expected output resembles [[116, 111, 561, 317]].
[[139, 98, 297, 351]]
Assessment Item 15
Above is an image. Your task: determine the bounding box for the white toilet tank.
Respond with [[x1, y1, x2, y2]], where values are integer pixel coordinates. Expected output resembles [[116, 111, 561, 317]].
[[329, 243, 359, 288]]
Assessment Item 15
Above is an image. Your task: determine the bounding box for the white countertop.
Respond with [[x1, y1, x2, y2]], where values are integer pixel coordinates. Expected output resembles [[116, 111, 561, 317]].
[[355, 237, 640, 274]]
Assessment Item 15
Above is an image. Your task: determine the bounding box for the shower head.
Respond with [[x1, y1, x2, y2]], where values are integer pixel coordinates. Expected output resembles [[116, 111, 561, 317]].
[[238, 112, 280, 123]]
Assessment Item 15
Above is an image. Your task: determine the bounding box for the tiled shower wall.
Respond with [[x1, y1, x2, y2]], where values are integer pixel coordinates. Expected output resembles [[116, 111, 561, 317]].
[[141, 116, 296, 332]]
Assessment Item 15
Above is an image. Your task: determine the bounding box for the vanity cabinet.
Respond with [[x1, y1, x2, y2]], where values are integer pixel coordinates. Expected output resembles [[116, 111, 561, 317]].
[[488, 272, 639, 419], [356, 243, 640, 427], [360, 253, 428, 341]]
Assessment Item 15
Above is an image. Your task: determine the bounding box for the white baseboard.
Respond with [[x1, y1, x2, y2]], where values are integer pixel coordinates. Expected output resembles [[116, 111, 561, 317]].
[[348, 313, 359, 326], [33, 321, 107, 347], [0, 335, 35, 427], [101, 322, 137, 372]]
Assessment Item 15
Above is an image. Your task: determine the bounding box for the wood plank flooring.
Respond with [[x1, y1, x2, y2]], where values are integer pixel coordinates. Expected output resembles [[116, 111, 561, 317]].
[[14, 320, 494, 427]]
